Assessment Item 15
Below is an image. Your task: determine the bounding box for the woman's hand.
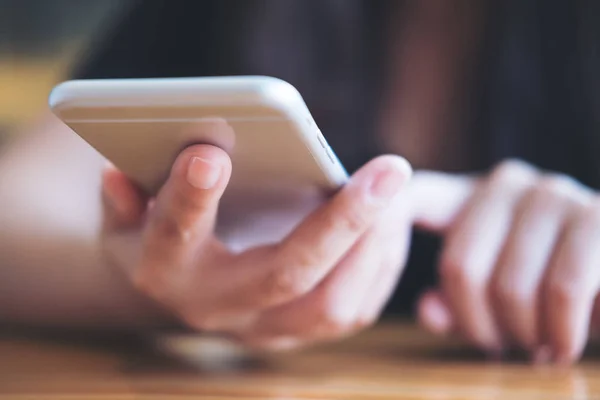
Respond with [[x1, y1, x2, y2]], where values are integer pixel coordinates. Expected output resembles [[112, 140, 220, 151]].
[[101, 144, 413, 350], [412, 160, 600, 364]]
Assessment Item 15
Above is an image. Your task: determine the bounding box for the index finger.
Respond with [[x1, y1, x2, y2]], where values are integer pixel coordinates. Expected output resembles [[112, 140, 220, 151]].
[[408, 171, 476, 232], [134, 144, 232, 297]]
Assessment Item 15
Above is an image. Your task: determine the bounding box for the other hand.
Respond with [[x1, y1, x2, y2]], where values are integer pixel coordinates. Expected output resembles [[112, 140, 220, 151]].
[[412, 160, 600, 364]]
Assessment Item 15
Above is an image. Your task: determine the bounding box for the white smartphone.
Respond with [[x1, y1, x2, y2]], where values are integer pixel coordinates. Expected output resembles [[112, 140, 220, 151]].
[[49, 76, 349, 250]]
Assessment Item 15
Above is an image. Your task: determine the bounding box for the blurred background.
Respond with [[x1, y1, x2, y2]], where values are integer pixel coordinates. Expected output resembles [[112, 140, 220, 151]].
[[0, 0, 126, 143]]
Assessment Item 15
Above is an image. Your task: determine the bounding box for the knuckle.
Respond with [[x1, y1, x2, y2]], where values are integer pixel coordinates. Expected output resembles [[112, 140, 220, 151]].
[[173, 184, 211, 214], [277, 241, 325, 273], [491, 160, 537, 186], [333, 203, 370, 233], [161, 191, 209, 239], [153, 216, 194, 245], [534, 174, 588, 206], [537, 174, 576, 196], [151, 186, 214, 245], [261, 267, 314, 303]]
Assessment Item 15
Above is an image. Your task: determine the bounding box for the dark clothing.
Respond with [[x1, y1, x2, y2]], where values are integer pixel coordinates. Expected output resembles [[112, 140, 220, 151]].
[[73, 0, 600, 315]]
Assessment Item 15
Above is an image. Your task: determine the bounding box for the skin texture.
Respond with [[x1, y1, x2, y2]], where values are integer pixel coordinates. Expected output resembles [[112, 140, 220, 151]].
[[102, 143, 414, 350], [2, 114, 600, 364], [0, 0, 594, 365], [413, 162, 600, 364]]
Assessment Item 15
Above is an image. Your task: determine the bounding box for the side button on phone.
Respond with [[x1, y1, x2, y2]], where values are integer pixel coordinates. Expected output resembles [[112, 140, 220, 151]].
[[316, 130, 327, 149], [316, 130, 336, 164]]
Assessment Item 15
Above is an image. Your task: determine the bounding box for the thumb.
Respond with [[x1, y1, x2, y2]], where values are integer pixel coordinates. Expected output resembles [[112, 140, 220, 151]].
[[408, 171, 476, 233]]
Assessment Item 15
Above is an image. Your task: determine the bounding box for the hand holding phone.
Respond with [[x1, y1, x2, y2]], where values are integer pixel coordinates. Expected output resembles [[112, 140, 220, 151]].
[[50, 76, 348, 248], [51, 76, 413, 350], [102, 142, 411, 350]]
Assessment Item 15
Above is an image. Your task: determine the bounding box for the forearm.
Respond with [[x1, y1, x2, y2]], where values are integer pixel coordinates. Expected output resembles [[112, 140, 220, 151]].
[[0, 231, 164, 330], [0, 113, 169, 330]]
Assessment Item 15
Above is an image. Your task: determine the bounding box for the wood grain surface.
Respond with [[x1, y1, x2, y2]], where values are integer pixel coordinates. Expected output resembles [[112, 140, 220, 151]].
[[1, 323, 599, 399]]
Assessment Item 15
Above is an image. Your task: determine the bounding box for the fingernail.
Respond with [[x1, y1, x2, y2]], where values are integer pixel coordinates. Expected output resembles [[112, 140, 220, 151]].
[[366, 159, 410, 203], [187, 157, 221, 189]]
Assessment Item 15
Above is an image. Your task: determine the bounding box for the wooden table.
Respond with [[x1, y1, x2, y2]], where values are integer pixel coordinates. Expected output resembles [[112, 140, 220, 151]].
[[2, 323, 600, 399]]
